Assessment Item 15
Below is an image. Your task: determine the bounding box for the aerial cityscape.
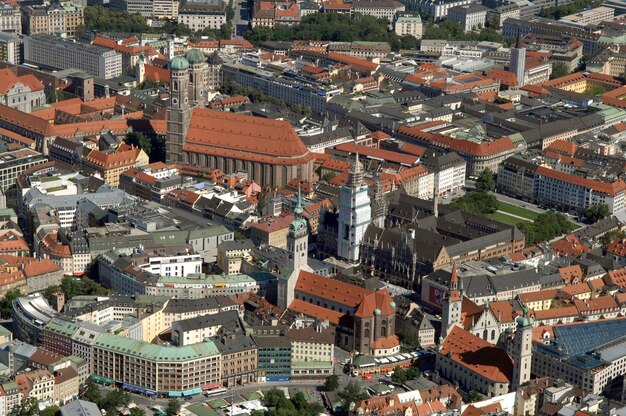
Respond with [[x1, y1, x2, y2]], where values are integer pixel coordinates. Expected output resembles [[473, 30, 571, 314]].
[[0, 0, 626, 414]]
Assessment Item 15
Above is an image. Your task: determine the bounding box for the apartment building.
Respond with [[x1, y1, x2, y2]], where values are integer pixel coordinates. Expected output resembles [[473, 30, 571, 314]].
[[15, 369, 55, 403], [288, 328, 334, 378], [420, 150, 466, 195], [0, 1, 20, 34], [24, 36, 122, 79], [82, 143, 149, 187], [178, 1, 226, 31], [22, 3, 84, 37], [448, 3, 488, 31], [394, 13, 423, 38], [213, 333, 257, 386]]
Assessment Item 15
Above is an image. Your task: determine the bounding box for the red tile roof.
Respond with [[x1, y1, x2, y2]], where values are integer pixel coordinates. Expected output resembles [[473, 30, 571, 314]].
[[183, 109, 313, 166], [84, 143, 143, 170], [440, 326, 513, 383], [399, 126, 515, 157], [573, 296, 619, 313], [536, 166, 626, 196], [334, 142, 420, 166], [489, 68, 518, 87], [288, 299, 342, 324], [0, 69, 44, 94], [604, 267, 626, 288], [545, 140, 578, 156]]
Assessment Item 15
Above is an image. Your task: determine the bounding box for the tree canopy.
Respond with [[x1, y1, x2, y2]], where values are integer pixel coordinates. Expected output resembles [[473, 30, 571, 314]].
[[166, 399, 181, 416], [0, 288, 22, 319], [422, 20, 502, 43], [539, 0, 602, 19], [338, 381, 368, 411], [324, 374, 340, 391], [584, 204, 610, 223], [550, 62, 570, 80], [261, 388, 323, 416], [244, 13, 418, 51], [60, 276, 108, 301], [449, 192, 499, 216], [516, 211, 575, 246], [475, 168, 496, 193]]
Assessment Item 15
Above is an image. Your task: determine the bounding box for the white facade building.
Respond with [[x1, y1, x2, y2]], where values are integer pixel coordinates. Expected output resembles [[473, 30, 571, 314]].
[[394, 13, 423, 39], [134, 250, 202, 277]]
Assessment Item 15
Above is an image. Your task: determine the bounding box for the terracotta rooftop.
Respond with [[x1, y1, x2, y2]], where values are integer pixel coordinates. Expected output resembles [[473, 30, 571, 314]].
[[533, 305, 579, 320], [573, 296, 619, 313], [440, 326, 513, 383], [85, 143, 143, 170], [519, 289, 558, 303], [183, 109, 312, 165], [288, 299, 342, 325], [0, 69, 44, 94], [334, 142, 420, 166], [546, 139, 578, 156], [536, 166, 626, 196], [605, 267, 626, 288], [400, 126, 515, 157], [296, 270, 370, 309]]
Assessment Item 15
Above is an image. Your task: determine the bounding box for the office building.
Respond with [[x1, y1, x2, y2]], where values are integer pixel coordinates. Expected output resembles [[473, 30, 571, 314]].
[[0, 32, 20, 64], [510, 35, 526, 87], [448, 3, 488, 31], [24, 36, 123, 79]]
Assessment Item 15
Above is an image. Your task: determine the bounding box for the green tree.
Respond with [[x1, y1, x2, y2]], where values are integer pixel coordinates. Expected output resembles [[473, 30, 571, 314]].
[[125, 131, 152, 158], [516, 211, 575, 246], [584, 204, 610, 223], [12, 397, 39, 416], [468, 390, 482, 403], [450, 192, 499, 216], [264, 388, 286, 407], [60, 276, 108, 301], [39, 406, 61, 416], [405, 366, 421, 380], [82, 380, 102, 406], [44, 85, 59, 103], [104, 389, 131, 412], [475, 168, 496, 193], [401, 332, 421, 350], [550, 62, 570, 80], [324, 374, 340, 391], [291, 391, 309, 411], [0, 289, 22, 319], [391, 365, 408, 383], [130, 408, 146, 416], [139, 79, 166, 90], [166, 398, 181, 416], [599, 229, 625, 250], [251, 411, 266, 416], [338, 381, 368, 411]]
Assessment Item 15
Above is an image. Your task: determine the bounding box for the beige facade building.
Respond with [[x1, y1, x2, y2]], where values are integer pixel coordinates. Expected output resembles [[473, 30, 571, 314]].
[[22, 3, 84, 37], [83, 143, 149, 187], [394, 13, 423, 39], [92, 333, 222, 393], [289, 328, 334, 377], [15, 369, 55, 403], [54, 367, 79, 405]]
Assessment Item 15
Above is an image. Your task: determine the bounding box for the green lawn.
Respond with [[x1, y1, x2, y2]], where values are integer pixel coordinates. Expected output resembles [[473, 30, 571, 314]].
[[497, 202, 539, 221], [486, 212, 531, 226]]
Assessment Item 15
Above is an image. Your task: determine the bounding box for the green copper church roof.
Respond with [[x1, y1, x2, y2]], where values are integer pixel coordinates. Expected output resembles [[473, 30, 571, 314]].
[[169, 56, 189, 70], [185, 48, 205, 65]]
